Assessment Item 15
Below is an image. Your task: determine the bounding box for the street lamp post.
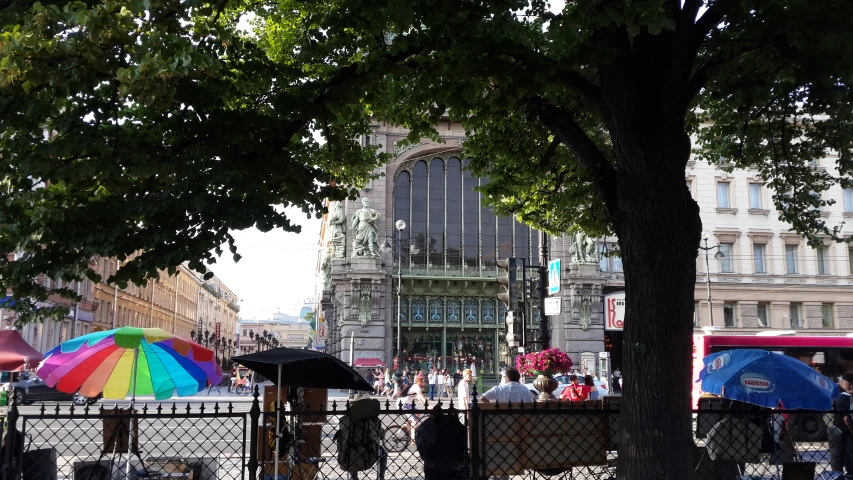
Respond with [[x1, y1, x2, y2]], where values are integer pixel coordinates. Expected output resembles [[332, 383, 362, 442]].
[[381, 219, 418, 380], [699, 231, 726, 327]]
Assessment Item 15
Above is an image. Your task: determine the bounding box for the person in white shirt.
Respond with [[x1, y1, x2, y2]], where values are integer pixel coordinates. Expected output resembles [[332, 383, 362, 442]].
[[427, 368, 437, 400], [480, 367, 535, 405], [396, 374, 428, 442], [445, 369, 454, 396], [436, 370, 446, 398], [470, 361, 477, 383]]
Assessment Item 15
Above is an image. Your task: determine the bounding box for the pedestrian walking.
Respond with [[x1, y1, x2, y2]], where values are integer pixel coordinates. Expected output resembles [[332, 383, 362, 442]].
[[457, 369, 472, 411], [428, 368, 437, 401], [830, 373, 853, 474], [397, 374, 428, 443], [470, 360, 477, 385], [445, 369, 454, 397], [436, 369, 445, 399], [229, 369, 237, 393]]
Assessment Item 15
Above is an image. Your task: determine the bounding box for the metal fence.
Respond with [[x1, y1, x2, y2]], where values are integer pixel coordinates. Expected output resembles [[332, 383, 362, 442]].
[[2, 390, 850, 480]]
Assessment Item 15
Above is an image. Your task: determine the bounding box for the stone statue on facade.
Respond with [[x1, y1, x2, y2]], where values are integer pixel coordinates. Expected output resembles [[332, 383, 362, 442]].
[[321, 247, 333, 291], [578, 290, 593, 331], [570, 231, 598, 264], [358, 284, 372, 327], [327, 202, 347, 258], [350, 198, 381, 258]]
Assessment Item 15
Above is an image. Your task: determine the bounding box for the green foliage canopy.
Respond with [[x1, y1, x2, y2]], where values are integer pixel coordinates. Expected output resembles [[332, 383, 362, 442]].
[[0, 0, 385, 320]]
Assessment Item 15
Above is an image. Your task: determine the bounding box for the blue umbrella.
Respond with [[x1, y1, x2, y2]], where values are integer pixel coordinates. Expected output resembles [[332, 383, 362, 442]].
[[699, 349, 839, 410]]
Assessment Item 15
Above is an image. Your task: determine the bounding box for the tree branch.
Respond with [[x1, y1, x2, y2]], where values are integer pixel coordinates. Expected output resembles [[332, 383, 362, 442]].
[[526, 96, 618, 203]]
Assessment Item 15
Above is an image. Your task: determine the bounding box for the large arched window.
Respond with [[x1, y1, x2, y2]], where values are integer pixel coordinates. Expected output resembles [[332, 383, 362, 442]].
[[393, 156, 537, 276]]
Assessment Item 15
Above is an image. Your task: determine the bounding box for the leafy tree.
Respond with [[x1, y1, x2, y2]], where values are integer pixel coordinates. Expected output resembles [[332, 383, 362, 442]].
[[0, 0, 381, 319], [252, 1, 853, 479], [3, 1, 853, 478]]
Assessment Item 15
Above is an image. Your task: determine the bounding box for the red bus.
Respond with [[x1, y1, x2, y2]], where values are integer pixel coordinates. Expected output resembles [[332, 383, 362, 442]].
[[692, 333, 853, 440]]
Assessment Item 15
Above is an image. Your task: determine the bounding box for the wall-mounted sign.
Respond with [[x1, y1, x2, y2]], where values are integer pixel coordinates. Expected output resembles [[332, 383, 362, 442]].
[[544, 297, 561, 316], [548, 259, 561, 294], [605, 292, 625, 331]]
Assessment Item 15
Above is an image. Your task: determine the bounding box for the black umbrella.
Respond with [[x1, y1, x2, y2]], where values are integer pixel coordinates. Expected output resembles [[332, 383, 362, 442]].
[[232, 347, 373, 391], [232, 347, 373, 477]]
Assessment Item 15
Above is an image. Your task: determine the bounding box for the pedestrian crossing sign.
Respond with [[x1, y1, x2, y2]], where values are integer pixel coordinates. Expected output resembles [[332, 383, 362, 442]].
[[548, 259, 561, 294]]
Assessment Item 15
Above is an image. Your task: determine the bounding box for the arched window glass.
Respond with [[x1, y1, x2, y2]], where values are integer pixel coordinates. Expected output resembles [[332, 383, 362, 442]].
[[393, 171, 411, 266], [463, 159, 479, 268], [515, 222, 529, 264], [498, 216, 513, 259], [411, 161, 428, 266], [446, 158, 462, 268], [429, 159, 445, 267], [531, 230, 540, 266], [480, 178, 496, 267]]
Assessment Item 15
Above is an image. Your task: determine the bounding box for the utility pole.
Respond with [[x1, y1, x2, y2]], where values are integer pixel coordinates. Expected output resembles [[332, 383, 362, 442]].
[[538, 231, 550, 349]]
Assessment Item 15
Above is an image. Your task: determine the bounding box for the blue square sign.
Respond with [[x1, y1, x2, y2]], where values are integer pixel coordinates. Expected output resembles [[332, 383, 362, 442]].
[[548, 259, 561, 294]]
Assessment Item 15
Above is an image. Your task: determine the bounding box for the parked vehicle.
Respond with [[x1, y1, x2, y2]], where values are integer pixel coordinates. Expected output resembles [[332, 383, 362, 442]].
[[11, 373, 100, 406], [525, 375, 613, 399]]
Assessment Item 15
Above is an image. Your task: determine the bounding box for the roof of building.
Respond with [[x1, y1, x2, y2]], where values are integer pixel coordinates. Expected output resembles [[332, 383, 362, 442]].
[[239, 313, 305, 325]]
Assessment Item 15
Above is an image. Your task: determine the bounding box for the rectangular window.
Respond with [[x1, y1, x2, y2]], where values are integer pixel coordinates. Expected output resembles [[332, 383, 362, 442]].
[[723, 302, 736, 327], [816, 246, 830, 275], [789, 303, 802, 328], [686, 180, 693, 196], [717, 182, 731, 208], [822, 304, 833, 328], [844, 188, 853, 213], [753, 244, 766, 273], [849, 247, 853, 276], [719, 243, 734, 273], [749, 183, 762, 209], [693, 302, 699, 327], [599, 244, 609, 272], [757, 303, 769, 328], [785, 245, 798, 274]]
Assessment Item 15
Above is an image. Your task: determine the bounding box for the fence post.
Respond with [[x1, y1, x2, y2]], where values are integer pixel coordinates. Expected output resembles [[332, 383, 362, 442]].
[[469, 380, 480, 480], [247, 385, 260, 480], [2, 390, 19, 480]]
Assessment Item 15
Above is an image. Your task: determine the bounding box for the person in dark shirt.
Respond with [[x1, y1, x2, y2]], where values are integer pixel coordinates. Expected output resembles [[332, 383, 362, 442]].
[[830, 373, 853, 473]]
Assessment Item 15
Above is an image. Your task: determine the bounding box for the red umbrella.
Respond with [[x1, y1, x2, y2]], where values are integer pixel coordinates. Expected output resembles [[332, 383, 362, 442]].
[[0, 330, 43, 371]]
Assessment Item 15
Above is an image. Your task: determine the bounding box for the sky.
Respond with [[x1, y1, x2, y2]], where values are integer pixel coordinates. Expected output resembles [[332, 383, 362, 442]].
[[209, 207, 323, 320]]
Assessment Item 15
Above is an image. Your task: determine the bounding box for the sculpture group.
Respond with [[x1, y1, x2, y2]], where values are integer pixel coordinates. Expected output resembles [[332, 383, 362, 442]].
[[326, 197, 383, 259]]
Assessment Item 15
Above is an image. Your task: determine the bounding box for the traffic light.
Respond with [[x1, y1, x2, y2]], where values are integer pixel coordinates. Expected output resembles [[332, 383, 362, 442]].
[[505, 311, 520, 348], [496, 257, 519, 310]]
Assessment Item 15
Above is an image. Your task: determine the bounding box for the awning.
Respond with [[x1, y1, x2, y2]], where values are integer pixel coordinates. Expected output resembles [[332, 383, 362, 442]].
[[353, 358, 387, 368], [0, 330, 43, 371]]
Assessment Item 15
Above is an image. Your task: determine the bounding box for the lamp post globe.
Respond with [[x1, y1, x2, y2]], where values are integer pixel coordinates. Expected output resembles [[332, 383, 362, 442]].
[[395, 220, 406, 231]]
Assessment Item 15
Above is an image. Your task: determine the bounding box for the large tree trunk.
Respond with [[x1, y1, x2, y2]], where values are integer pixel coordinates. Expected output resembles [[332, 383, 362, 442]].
[[611, 133, 702, 480]]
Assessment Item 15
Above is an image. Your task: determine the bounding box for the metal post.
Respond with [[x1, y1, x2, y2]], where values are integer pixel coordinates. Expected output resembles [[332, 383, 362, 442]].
[[2, 390, 19, 480], [469, 379, 480, 478], [72, 281, 81, 338], [538, 231, 550, 349], [520, 259, 527, 351], [112, 261, 119, 329], [704, 239, 714, 327], [247, 386, 260, 480], [395, 228, 403, 379]]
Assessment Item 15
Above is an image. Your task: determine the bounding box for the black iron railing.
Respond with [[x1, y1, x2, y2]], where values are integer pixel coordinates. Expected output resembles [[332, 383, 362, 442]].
[[1, 387, 848, 480]]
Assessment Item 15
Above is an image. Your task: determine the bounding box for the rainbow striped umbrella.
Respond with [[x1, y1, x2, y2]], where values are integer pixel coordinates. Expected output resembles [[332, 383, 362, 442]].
[[37, 327, 222, 401]]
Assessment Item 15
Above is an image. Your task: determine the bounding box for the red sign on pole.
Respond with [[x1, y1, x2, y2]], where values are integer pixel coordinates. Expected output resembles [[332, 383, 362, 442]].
[[215, 323, 221, 339]]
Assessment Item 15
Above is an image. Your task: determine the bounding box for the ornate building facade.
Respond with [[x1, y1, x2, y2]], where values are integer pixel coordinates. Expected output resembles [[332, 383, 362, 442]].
[[316, 120, 853, 379]]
